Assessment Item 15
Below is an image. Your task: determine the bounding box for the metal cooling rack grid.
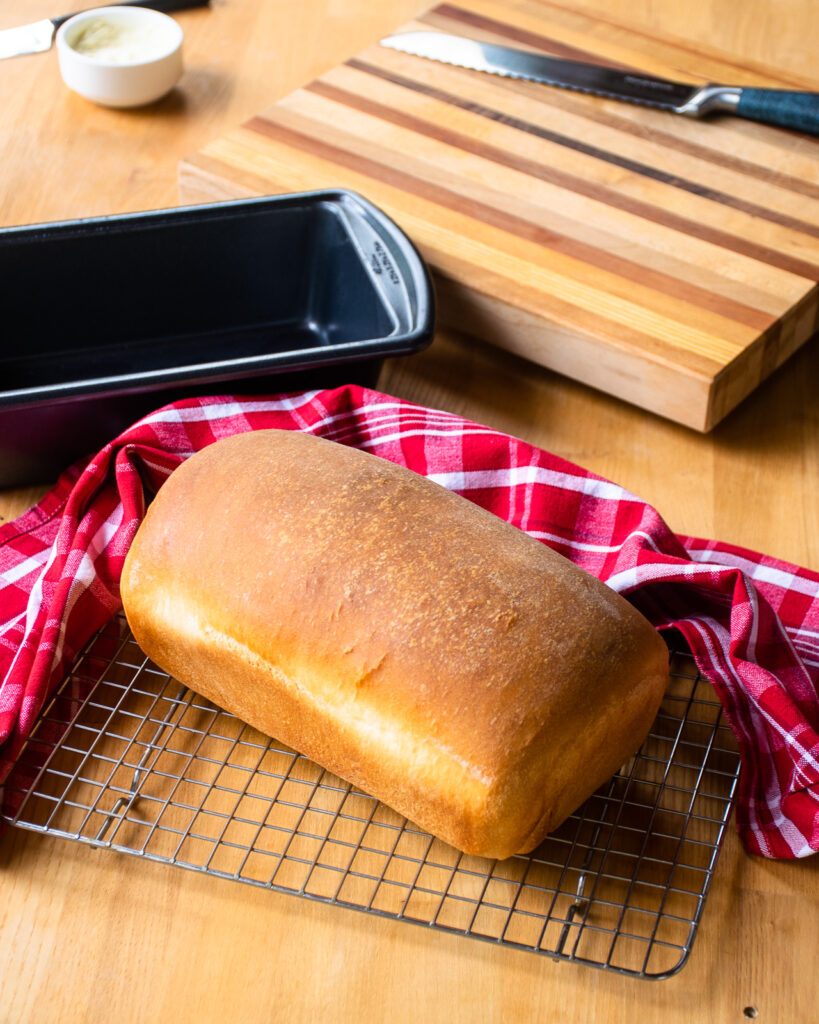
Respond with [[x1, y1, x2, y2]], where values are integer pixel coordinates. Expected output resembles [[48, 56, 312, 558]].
[[3, 613, 740, 980]]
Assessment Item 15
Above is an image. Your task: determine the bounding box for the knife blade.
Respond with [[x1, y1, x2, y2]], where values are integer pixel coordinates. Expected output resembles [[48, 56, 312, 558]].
[[0, 0, 208, 60], [0, 19, 57, 59], [380, 31, 819, 137]]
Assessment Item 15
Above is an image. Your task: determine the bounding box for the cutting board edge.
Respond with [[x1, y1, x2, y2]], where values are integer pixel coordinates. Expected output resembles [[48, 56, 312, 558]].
[[179, 160, 262, 206], [433, 275, 715, 431], [705, 283, 819, 430]]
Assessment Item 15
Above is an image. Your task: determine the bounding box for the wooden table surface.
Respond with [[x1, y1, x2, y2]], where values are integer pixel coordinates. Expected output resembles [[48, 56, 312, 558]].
[[1, 1, 817, 1021]]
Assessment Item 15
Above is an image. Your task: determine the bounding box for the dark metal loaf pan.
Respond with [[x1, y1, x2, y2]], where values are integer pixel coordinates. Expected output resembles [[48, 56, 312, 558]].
[[0, 190, 435, 487]]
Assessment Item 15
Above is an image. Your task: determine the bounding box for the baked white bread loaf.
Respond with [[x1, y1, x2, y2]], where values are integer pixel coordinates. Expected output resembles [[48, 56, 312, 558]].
[[121, 430, 668, 860]]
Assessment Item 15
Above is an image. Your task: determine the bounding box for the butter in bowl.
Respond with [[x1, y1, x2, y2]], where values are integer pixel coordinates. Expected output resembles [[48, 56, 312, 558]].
[[56, 6, 184, 107]]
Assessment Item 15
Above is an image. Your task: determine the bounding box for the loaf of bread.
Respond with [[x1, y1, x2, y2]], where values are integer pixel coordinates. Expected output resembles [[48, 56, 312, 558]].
[[121, 430, 668, 860]]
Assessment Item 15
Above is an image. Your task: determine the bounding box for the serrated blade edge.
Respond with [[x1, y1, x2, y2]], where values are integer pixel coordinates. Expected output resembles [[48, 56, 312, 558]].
[[380, 31, 697, 112]]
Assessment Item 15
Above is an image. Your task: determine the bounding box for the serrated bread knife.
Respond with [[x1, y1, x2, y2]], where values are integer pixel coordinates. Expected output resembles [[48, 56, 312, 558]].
[[381, 31, 819, 136]]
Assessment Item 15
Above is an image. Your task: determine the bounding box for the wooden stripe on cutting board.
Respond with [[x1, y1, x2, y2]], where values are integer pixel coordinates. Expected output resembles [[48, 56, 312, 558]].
[[179, 0, 819, 430], [310, 63, 817, 288]]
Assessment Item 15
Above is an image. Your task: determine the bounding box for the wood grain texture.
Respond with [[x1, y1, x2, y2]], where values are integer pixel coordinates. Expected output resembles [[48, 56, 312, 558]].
[[1, 1, 819, 1022], [180, 0, 819, 431]]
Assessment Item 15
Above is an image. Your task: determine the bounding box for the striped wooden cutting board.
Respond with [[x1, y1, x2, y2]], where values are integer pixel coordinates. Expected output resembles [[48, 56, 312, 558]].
[[179, 0, 819, 430]]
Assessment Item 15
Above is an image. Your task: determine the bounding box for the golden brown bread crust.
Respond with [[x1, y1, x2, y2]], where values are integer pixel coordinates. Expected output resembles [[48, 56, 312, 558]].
[[121, 430, 669, 860]]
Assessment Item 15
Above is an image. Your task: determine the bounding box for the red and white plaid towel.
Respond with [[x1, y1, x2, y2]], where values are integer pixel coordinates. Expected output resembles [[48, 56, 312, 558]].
[[1, 385, 818, 859]]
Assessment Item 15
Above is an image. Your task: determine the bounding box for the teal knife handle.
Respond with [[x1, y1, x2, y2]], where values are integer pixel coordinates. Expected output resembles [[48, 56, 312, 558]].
[[736, 88, 819, 136]]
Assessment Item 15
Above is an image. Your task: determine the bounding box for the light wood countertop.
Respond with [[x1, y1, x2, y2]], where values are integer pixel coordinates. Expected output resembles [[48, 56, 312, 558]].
[[1, 2, 817, 1021]]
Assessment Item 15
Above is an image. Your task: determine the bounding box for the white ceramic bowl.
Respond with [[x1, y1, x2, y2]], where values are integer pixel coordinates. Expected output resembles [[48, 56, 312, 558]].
[[56, 7, 183, 108]]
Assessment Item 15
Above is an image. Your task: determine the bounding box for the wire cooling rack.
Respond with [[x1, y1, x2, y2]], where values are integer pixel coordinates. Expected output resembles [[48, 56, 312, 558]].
[[3, 613, 740, 979]]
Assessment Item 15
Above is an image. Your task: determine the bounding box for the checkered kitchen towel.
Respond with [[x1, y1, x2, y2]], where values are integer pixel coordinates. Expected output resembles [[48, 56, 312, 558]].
[[1, 386, 818, 859]]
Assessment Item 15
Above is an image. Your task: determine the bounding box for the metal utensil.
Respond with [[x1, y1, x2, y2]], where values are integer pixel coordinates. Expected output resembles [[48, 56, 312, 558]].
[[0, 0, 208, 60], [381, 31, 819, 136]]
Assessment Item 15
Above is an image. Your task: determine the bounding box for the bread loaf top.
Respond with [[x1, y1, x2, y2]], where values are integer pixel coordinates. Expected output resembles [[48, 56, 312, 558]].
[[122, 430, 668, 858]]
